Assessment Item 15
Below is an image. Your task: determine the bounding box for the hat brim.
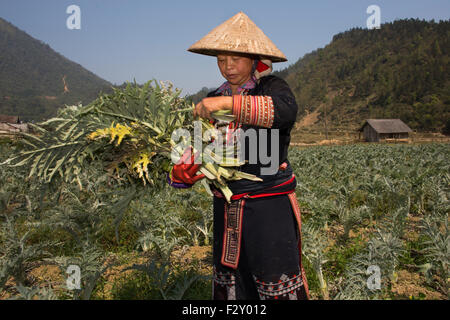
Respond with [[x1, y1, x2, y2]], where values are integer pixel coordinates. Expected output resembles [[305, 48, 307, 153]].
[[187, 48, 287, 63]]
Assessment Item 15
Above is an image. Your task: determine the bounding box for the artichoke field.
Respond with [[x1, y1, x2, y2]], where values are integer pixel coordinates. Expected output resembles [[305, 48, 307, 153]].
[[0, 80, 448, 300], [0, 137, 448, 299]]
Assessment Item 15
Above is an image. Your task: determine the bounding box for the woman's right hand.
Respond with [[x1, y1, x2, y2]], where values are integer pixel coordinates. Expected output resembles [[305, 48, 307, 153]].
[[193, 96, 233, 121]]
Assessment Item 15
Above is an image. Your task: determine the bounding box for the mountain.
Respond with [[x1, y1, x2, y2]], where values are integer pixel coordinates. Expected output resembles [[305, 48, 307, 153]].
[[189, 19, 449, 133], [273, 18, 449, 133], [186, 87, 217, 105], [0, 17, 113, 121]]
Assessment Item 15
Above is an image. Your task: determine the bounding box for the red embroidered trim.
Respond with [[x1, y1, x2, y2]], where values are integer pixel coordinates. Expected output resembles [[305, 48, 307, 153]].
[[221, 199, 245, 269], [253, 273, 304, 299], [232, 95, 242, 123], [232, 95, 275, 128], [287, 192, 311, 300]]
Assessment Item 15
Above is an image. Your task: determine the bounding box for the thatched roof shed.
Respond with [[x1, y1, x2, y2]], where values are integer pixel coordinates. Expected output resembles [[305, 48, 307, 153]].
[[358, 119, 412, 142]]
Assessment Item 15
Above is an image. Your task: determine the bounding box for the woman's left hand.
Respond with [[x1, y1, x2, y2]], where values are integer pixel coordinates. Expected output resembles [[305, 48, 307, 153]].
[[194, 96, 233, 121]]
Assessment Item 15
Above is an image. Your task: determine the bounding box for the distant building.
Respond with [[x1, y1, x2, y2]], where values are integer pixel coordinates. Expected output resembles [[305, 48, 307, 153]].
[[0, 114, 29, 135], [0, 114, 20, 124], [358, 119, 412, 142]]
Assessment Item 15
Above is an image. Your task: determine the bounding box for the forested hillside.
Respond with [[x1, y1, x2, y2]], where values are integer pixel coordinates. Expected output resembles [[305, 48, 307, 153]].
[[274, 19, 449, 132], [0, 17, 113, 121], [1, 17, 449, 132]]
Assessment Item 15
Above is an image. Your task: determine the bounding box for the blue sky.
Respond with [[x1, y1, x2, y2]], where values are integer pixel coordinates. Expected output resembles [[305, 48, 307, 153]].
[[0, 0, 449, 95]]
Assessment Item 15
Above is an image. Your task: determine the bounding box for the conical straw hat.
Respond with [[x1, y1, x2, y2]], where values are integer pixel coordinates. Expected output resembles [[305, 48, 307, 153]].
[[188, 12, 287, 62]]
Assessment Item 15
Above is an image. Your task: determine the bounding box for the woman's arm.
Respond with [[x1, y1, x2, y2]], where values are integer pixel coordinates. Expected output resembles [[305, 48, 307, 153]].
[[232, 76, 298, 130]]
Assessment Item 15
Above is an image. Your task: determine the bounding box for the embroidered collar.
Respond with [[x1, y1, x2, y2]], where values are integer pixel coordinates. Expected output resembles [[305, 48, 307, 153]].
[[216, 74, 257, 96]]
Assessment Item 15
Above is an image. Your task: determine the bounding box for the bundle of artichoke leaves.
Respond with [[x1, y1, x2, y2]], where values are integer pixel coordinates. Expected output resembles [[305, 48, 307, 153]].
[[2, 80, 261, 202]]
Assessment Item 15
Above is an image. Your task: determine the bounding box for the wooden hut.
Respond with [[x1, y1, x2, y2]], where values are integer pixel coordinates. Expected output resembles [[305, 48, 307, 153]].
[[358, 119, 412, 142], [0, 114, 20, 124]]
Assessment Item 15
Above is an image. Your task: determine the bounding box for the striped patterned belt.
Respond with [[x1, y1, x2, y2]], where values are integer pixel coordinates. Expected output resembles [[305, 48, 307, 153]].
[[212, 173, 296, 201]]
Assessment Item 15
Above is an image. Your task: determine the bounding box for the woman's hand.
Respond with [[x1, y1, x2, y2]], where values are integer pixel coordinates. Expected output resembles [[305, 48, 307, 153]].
[[169, 147, 205, 186], [194, 96, 233, 121]]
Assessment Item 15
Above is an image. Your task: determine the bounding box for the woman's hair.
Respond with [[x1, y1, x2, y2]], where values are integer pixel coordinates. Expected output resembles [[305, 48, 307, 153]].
[[216, 51, 259, 60], [251, 59, 258, 75]]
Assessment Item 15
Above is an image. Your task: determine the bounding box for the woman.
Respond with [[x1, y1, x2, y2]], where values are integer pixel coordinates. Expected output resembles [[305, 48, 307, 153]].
[[168, 12, 309, 300]]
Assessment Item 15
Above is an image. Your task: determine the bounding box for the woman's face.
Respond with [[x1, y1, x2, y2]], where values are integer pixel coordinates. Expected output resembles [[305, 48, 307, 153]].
[[217, 53, 254, 86]]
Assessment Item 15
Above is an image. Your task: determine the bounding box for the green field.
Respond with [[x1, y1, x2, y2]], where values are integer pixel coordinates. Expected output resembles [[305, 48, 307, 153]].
[[0, 138, 448, 300]]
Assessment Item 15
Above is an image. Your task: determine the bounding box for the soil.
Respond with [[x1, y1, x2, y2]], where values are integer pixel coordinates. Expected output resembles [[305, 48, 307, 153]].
[[390, 270, 445, 300], [296, 110, 321, 128], [0, 246, 214, 300]]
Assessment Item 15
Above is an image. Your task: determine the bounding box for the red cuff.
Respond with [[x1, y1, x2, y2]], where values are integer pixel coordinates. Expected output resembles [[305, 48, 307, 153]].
[[232, 95, 274, 128]]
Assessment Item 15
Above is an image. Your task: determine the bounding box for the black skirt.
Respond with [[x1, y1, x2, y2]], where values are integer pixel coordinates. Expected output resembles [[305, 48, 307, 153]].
[[212, 192, 310, 300]]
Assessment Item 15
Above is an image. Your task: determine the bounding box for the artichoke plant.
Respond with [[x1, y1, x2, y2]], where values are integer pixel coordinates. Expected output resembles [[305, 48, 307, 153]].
[[1, 80, 260, 202]]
